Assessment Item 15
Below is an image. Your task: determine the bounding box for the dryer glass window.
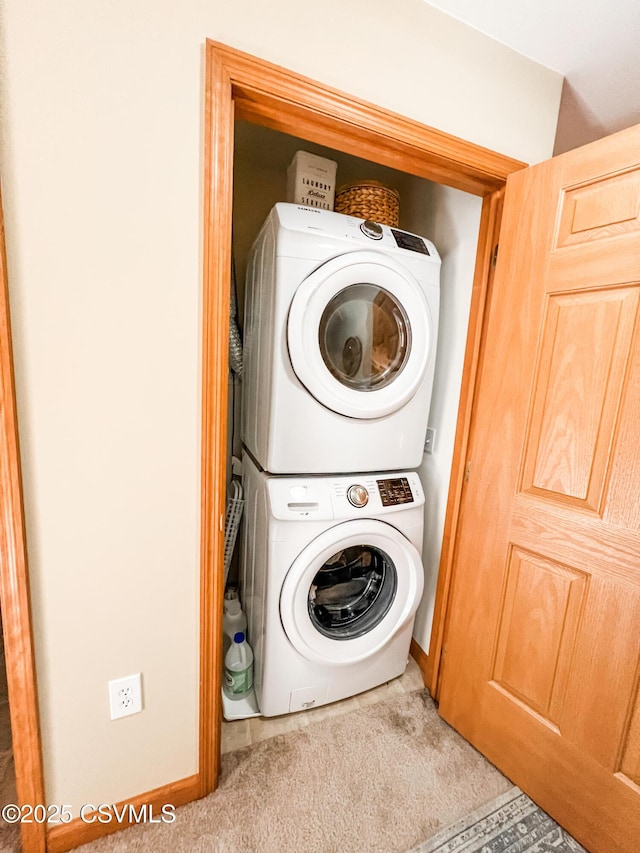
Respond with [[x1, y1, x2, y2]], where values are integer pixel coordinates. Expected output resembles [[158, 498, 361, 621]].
[[308, 545, 397, 640], [318, 285, 410, 390]]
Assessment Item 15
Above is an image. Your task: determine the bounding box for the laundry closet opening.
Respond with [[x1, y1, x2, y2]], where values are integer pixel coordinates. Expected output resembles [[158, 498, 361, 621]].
[[226, 118, 483, 687]]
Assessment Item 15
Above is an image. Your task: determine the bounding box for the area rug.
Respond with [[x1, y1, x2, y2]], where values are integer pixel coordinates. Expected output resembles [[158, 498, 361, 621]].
[[76, 689, 514, 853], [410, 785, 587, 853]]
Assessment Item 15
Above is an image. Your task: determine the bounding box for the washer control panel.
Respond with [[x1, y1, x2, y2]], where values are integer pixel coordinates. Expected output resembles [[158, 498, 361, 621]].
[[269, 468, 423, 519], [376, 477, 414, 506], [346, 484, 369, 507]]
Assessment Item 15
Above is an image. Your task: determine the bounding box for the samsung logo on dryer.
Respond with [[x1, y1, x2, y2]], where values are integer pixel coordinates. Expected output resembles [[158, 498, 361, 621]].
[[297, 206, 321, 213]]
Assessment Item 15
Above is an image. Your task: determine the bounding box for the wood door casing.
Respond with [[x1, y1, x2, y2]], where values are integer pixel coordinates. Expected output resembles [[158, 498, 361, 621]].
[[438, 123, 640, 853], [202, 40, 523, 795]]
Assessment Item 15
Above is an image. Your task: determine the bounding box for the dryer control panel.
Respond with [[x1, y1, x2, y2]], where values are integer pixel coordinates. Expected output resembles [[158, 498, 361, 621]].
[[273, 202, 441, 267], [390, 229, 430, 255]]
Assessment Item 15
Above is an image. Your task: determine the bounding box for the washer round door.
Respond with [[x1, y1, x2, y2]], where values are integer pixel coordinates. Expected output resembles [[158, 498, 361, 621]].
[[287, 251, 433, 419], [279, 519, 424, 666]]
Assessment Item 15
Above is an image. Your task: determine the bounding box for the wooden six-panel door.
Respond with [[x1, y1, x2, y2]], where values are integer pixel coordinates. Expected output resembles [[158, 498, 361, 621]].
[[438, 123, 640, 853]]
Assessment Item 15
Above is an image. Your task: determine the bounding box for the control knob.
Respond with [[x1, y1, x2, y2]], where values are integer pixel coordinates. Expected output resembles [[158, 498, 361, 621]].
[[360, 220, 383, 240], [347, 484, 369, 508]]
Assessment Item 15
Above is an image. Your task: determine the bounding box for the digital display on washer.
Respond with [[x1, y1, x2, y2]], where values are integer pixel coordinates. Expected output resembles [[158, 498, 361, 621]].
[[391, 229, 430, 255], [376, 477, 414, 506]]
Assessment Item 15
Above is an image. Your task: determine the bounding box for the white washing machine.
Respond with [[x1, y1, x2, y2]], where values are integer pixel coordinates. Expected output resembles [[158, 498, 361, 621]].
[[241, 203, 441, 474], [240, 453, 425, 717]]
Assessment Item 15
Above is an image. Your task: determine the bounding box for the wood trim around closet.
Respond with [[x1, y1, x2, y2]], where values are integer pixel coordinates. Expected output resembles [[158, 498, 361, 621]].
[[214, 42, 524, 195], [199, 42, 236, 798], [0, 183, 46, 853], [201, 40, 526, 794]]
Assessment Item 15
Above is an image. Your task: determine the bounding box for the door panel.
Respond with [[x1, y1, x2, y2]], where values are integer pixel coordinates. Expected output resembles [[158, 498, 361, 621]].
[[491, 547, 588, 725], [556, 169, 640, 247], [521, 286, 638, 509], [439, 124, 640, 853]]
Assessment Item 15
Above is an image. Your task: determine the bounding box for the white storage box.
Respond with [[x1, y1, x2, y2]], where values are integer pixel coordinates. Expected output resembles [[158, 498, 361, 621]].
[[287, 150, 337, 210]]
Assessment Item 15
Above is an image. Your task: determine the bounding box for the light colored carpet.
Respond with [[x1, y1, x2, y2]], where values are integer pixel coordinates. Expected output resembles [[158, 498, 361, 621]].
[[76, 689, 513, 853]]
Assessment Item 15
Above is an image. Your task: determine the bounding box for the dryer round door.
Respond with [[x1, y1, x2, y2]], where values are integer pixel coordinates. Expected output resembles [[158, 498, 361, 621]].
[[287, 251, 433, 419], [279, 519, 424, 666]]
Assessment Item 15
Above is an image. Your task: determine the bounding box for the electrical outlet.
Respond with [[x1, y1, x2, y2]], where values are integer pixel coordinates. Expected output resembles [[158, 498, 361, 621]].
[[108, 673, 143, 720], [424, 427, 436, 454]]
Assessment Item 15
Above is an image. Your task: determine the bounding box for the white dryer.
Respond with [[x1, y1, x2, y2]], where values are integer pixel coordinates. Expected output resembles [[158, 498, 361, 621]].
[[240, 453, 424, 717], [241, 203, 441, 474]]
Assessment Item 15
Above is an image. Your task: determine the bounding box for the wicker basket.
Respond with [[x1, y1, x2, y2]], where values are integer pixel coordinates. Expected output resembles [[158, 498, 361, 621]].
[[334, 180, 400, 227]]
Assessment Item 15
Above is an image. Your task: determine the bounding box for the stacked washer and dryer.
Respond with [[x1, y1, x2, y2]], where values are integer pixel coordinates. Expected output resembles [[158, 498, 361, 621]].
[[240, 203, 441, 717]]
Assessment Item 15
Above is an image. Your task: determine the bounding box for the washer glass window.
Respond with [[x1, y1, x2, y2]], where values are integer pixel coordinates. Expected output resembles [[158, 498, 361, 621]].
[[308, 544, 397, 639], [318, 284, 410, 390]]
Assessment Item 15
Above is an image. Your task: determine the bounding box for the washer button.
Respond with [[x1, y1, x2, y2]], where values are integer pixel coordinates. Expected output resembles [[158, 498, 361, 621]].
[[347, 484, 369, 507], [360, 220, 383, 240]]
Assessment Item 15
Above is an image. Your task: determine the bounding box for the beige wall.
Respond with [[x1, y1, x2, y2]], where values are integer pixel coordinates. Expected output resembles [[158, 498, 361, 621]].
[[0, 0, 562, 811]]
